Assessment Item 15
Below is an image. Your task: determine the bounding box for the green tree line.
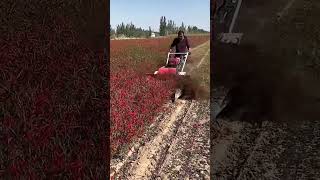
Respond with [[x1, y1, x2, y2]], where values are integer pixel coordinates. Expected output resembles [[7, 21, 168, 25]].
[[110, 23, 152, 38], [159, 16, 208, 36], [110, 16, 209, 38]]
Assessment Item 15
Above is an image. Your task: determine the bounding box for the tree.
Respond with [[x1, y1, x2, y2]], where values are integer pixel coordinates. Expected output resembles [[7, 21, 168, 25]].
[[116, 22, 125, 36], [167, 19, 176, 34], [115, 22, 151, 38], [163, 16, 167, 35], [159, 16, 167, 36], [110, 25, 115, 37], [148, 26, 152, 37], [187, 25, 191, 33], [179, 22, 186, 32], [159, 16, 164, 36]]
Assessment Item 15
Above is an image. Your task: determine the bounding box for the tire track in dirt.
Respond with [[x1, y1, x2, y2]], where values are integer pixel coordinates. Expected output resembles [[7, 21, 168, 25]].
[[187, 41, 210, 73], [111, 41, 210, 179], [211, 118, 320, 179], [211, 119, 260, 179], [196, 49, 210, 68], [155, 100, 210, 179], [190, 40, 209, 52], [237, 120, 320, 179], [124, 100, 192, 179]]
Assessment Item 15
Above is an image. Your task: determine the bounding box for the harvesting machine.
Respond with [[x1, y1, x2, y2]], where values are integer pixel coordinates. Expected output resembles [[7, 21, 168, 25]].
[[146, 51, 193, 102]]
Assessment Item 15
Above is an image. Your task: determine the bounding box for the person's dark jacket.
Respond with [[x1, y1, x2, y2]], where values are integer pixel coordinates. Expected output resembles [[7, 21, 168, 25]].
[[170, 36, 190, 53]]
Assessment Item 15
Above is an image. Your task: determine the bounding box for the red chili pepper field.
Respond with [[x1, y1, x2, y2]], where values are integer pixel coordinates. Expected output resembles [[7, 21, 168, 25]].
[[0, 18, 108, 179], [110, 35, 209, 156]]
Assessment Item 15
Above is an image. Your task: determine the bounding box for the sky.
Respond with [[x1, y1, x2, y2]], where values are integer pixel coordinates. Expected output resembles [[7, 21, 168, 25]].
[[110, 0, 210, 32]]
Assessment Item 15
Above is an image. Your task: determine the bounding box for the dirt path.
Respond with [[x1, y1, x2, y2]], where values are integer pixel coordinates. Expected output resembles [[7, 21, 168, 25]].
[[110, 41, 210, 179]]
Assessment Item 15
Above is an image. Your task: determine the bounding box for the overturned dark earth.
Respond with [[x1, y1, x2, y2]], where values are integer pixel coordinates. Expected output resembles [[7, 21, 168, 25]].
[[211, 0, 320, 179]]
